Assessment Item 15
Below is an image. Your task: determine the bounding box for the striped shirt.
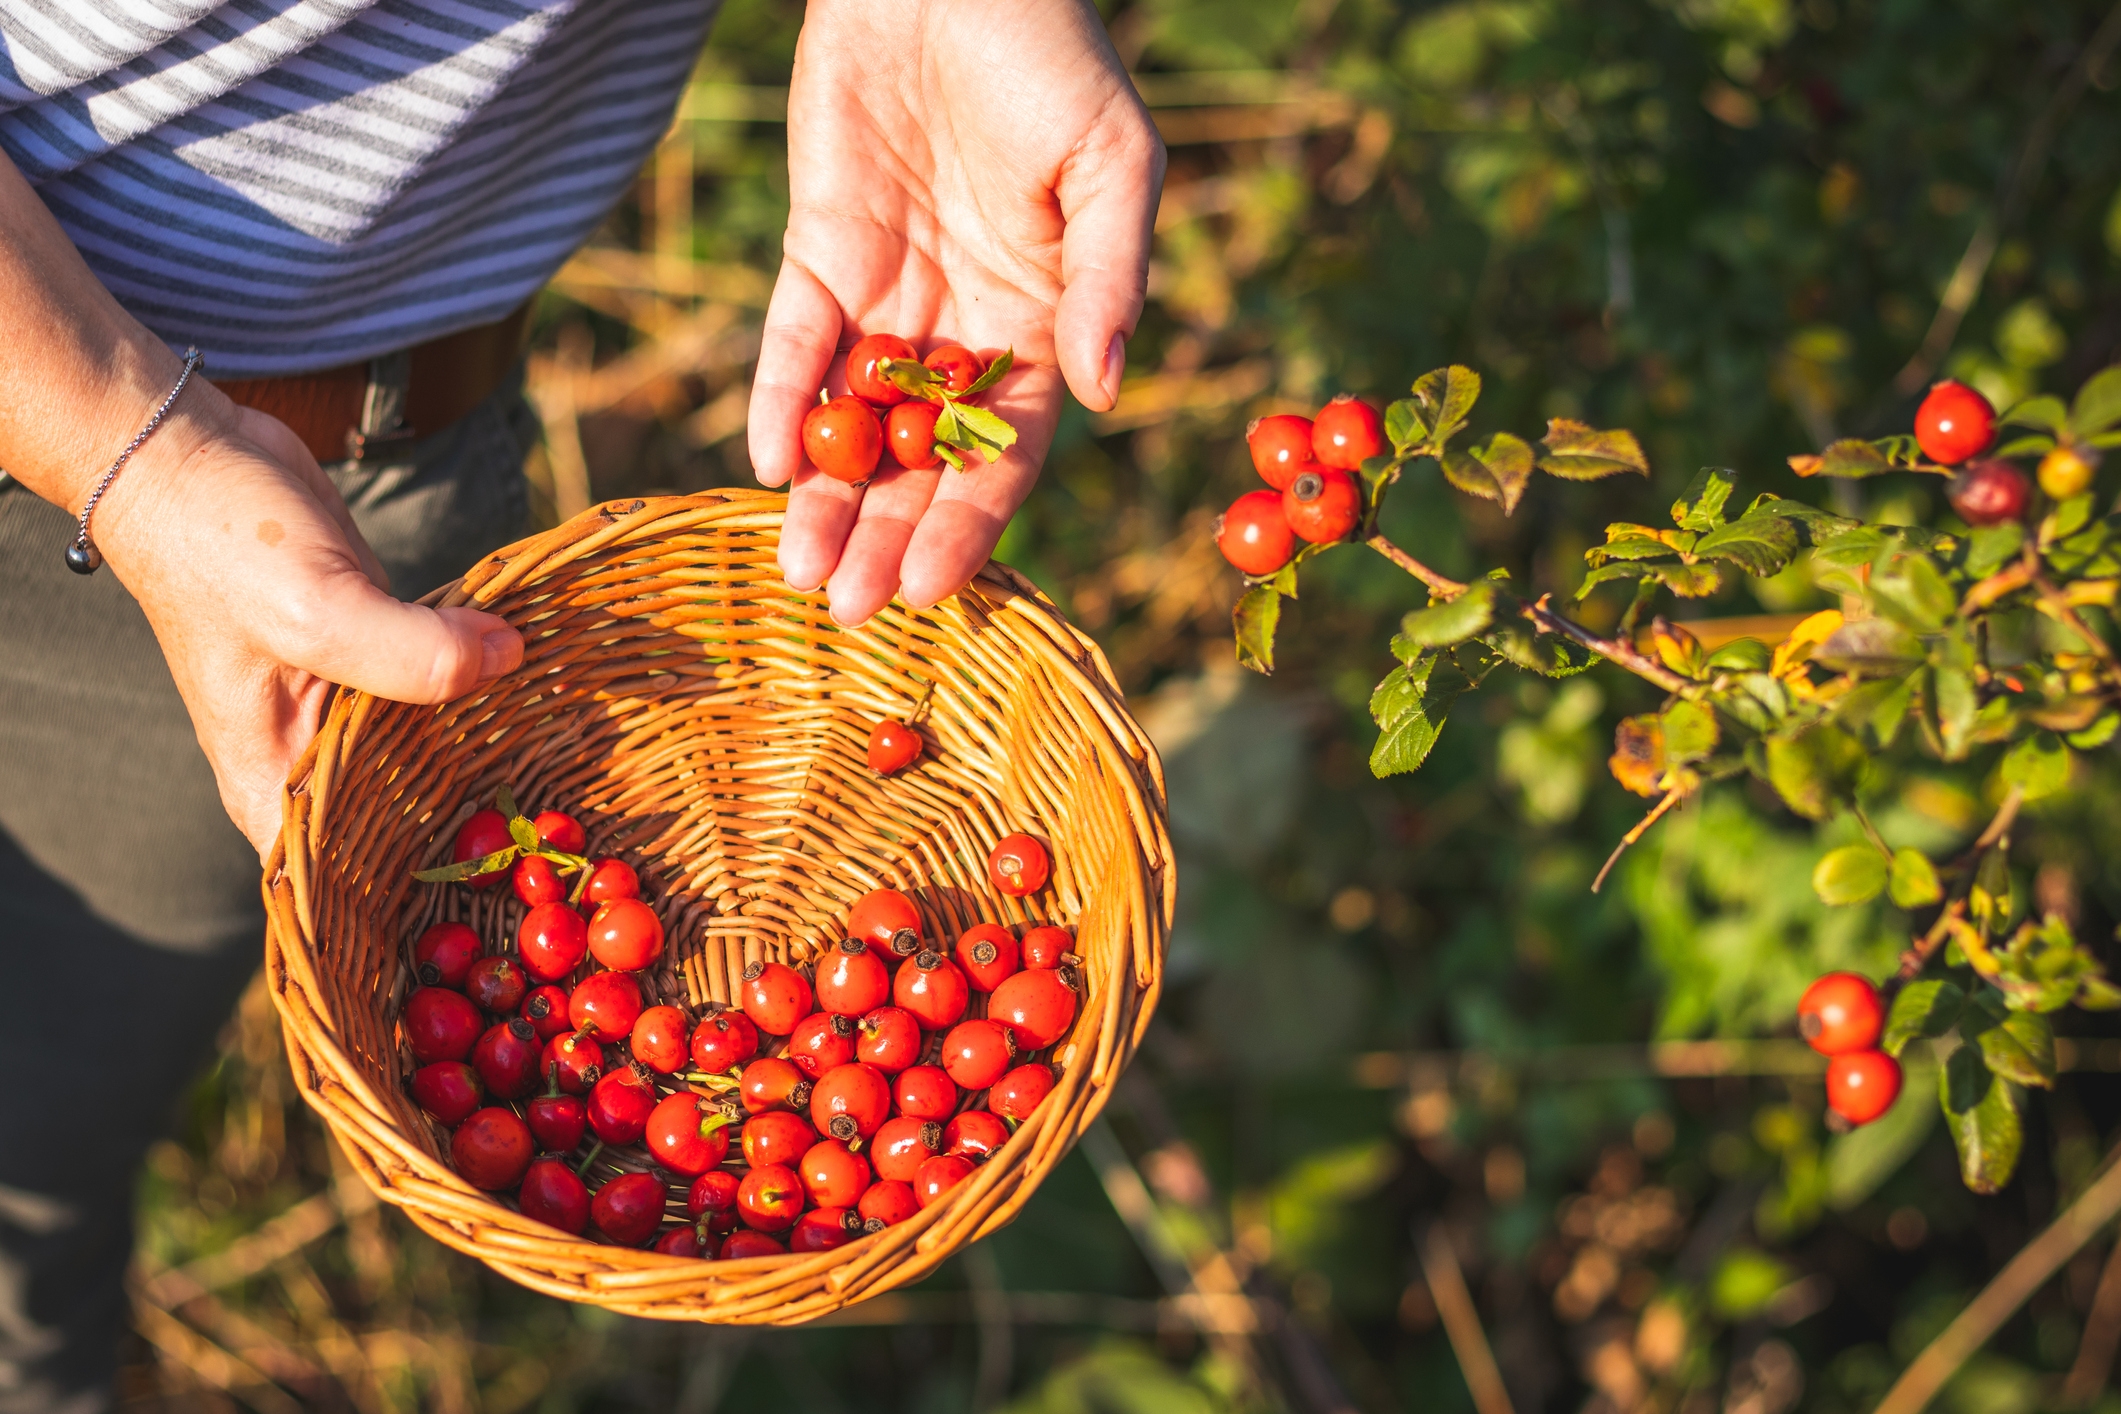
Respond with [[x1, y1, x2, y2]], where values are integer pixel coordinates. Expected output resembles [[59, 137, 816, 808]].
[[0, 1, 720, 376]]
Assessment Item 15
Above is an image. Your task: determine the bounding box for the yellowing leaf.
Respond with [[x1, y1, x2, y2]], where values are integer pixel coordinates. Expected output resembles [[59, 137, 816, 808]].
[[1539, 418, 1649, 479], [1610, 714, 1665, 797]]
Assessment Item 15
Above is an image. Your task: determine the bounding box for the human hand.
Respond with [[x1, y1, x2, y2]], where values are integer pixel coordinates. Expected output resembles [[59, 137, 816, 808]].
[[92, 392, 523, 858], [747, 0, 1164, 624]]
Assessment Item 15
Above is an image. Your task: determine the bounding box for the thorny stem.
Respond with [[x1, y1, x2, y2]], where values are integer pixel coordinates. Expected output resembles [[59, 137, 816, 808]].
[[1890, 784, 2025, 985], [1591, 788, 1689, 894], [1364, 534, 1466, 598]]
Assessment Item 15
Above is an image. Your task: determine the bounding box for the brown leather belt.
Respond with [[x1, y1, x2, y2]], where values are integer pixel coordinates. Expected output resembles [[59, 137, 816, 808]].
[[213, 302, 532, 466]]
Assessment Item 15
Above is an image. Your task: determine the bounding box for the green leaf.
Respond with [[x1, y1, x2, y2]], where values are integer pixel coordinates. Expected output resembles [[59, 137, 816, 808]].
[[1995, 433, 2058, 458], [1441, 433, 1535, 514], [1411, 365, 1481, 445], [1672, 468, 1736, 531], [943, 401, 1018, 462], [1764, 726, 1863, 820], [1963, 523, 2026, 578], [957, 346, 1013, 398], [2000, 731, 2072, 801], [1233, 585, 1281, 674], [1662, 700, 1719, 763], [507, 814, 540, 852], [2072, 366, 2121, 436], [1694, 514, 1800, 575], [1813, 845, 1888, 906], [413, 845, 520, 883], [1538, 419, 1649, 479], [1934, 665, 1978, 759], [2001, 394, 2067, 432], [1813, 618, 1924, 675], [1369, 652, 1478, 777], [1704, 638, 1771, 672], [1971, 847, 2014, 929], [879, 356, 944, 399], [1489, 625, 1595, 677], [1870, 554, 1955, 632], [496, 783, 521, 820], [1940, 1046, 2022, 1194], [1812, 439, 1894, 478], [1888, 849, 1943, 909], [1884, 980, 1964, 1056], [2067, 712, 2120, 749], [1977, 1009, 2057, 1089], [1588, 535, 1681, 563], [1654, 561, 1724, 598], [1384, 398, 1426, 451], [1399, 582, 1496, 647]]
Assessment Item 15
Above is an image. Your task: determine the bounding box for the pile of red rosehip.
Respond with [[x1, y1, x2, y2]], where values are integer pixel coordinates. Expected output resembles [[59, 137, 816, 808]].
[[403, 797, 1078, 1259], [1214, 395, 1386, 576], [798, 334, 1006, 483], [1797, 972, 1899, 1126], [1913, 377, 2098, 521]]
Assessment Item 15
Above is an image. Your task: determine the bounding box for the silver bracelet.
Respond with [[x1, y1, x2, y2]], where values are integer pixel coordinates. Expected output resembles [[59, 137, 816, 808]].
[[67, 345, 203, 575]]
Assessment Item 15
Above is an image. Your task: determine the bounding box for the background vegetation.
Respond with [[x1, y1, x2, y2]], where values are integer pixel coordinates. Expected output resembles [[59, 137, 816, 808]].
[[123, 1, 2121, 1410]]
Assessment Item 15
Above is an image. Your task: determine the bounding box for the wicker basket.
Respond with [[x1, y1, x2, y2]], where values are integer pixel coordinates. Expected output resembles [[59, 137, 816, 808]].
[[261, 489, 1172, 1322]]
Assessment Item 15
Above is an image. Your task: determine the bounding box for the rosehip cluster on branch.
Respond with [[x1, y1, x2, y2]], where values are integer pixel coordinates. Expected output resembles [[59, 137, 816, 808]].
[[1215, 395, 1385, 576]]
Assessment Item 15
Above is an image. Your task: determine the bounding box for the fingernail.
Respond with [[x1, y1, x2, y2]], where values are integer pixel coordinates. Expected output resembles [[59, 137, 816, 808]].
[[479, 629, 519, 680], [1102, 332, 1126, 407]]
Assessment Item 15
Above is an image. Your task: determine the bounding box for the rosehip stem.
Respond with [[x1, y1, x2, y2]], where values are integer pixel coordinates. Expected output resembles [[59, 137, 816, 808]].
[[575, 1141, 604, 1177]]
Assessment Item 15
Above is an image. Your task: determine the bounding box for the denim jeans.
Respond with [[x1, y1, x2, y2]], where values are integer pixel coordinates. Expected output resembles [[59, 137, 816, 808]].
[[0, 378, 534, 1413]]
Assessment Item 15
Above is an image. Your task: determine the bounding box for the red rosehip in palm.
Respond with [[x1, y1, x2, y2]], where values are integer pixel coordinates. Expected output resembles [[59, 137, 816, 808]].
[[451, 808, 513, 889], [411, 1061, 483, 1126], [858, 1180, 920, 1231], [989, 967, 1078, 1051], [847, 888, 923, 956], [742, 1110, 819, 1170], [1914, 379, 1996, 465], [941, 1019, 1017, 1092], [591, 1170, 667, 1246], [872, 1116, 943, 1183], [885, 401, 943, 470], [810, 1061, 893, 1143], [785, 1011, 857, 1079], [856, 1006, 923, 1073], [517, 901, 588, 982], [803, 396, 884, 483], [892, 1064, 958, 1121], [581, 858, 640, 907], [586, 1064, 657, 1146], [645, 1092, 733, 1176], [1247, 413, 1319, 489], [867, 717, 923, 773], [532, 810, 586, 855], [894, 950, 969, 1031], [800, 1139, 873, 1209], [521, 985, 572, 1040], [568, 970, 643, 1040], [790, 1207, 864, 1253], [451, 1107, 534, 1190], [404, 986, 482, 1064], [1826, 1050, 1902, 1125], [914, 1154, 975, 1209], [465, 955, 527, 1015], [988, 834, 1049, 897], [690, 1008, 760, 1073], [526, 1080, 587, 1152], [630, 1005, 691, 1074], [817, 937, 891, 1016], [1020, 925, 1073, 971], [588, 898, 664, 972], [923, 344, 985, 399], [954, 924, 1019, 993], [848, 332, 917, 406], [1283, 467, 1361, 543], [512, 854, 567, 910], [720, 1229, 787, 1259], [944, 1109, 1011, 1162], [1216, 490, 1295, 576], [1948, 459, 2031, 527], [989, 1063, 1055, 1121], [518, 1157, 590, 1235], [737, 1164, 805, 1232], [413, 921, 480, 990], [1798, 973, 1885, 1056], [740, 1056, 812, 1115], [472, 1018, 542, 1100], [1311, 394, 1384, 469], [541, 1032, 606, 1094], [741, 960, 814, 1036]]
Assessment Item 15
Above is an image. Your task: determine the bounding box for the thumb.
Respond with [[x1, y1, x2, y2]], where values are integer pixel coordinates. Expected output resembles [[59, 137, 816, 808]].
[[1052, 101, 1166, 413], [274, 570, 522, 703]]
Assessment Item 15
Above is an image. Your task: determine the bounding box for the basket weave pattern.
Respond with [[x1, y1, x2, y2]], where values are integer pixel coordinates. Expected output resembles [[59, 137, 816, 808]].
[[262, 490, 1172, 1322]]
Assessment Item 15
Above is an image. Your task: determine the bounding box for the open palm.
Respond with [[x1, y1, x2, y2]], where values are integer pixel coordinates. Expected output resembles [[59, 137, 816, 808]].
[[747, 0, 1164, 625]]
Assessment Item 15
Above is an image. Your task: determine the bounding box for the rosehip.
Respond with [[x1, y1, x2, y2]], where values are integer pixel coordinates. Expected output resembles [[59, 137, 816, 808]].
[[465, 955, 527, 1015], [1216, 490, 1295, 576], [541, 1032, 605, 1094], [451, 1107, 534, 1190], [1247, 413, 1320, 489], [856, 1007, 923, 1073], [790, 1207, 864, 1253], [740, 1057, 812, 1114], [1020, 925, 1073, 971], [1283, 467, 1361, 544], [1914, 379, 1996, 465], [802, 396, 884, 483], [517, 1156, 590, 1234], [885, 401, 942, 470], [472, 1018, 542, 1100], [811, 1062, 892, 1143], [645, 1092, 733, 1176], [989, 1063, 1055, 1121], [2040, 445, 2099, 500], [785, 1011, 857, 1079], [687, 1170, 741, 1220], [848, 332, 917, 406], [914, 1154, 975, 1208], [817, 936, 891, 1016], [859, 1180, 920, 1231], [894, 950, 969, 1031], [742, 1110, 819, 1170], [800, 1139, 873, 1209], [867, 717, 923, 773], [404, 986, 482, 1064], [411, 1061, 483, 1126], [451, 808, 513, 889], [741, 960, 814, 1036], [581, 858, 640, 907], [631, 1005, 691, 1074], [1312, 394, 1385, 469], [690, 1008, 760, 1073], [1797, 973, 1885, 1056], [568, 970, 642, 1040], [941, 1019, 1017, 1092], [533, 810, 586, 855], [872, 1116, 943, 1183], [989, 967, 1077, 1051], [512, 854, 567, 909], [988, 834, 1049, 897], [588, 898, 664, 971], [1826, 1049, 1903, 1125], [892, 1065, 958, 1120], [413, 921, 479, 989], [527, 1078, 588, 1152], [944, 1109, 1011, 1162], [737, 1164, 805, 1232], [923, 344, 985, 399], [847, 888, 923, 957], [517, 901, 588, 982], [586, 1064, 657, 1145], [655, 1224, 707, 1257], [521, 985, 572, 1040], [591, 1170, 667, 1246], [1948, 459, 2031, 526], [720, 1229, 787, 1258], [954, 924, 1019, 993]]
